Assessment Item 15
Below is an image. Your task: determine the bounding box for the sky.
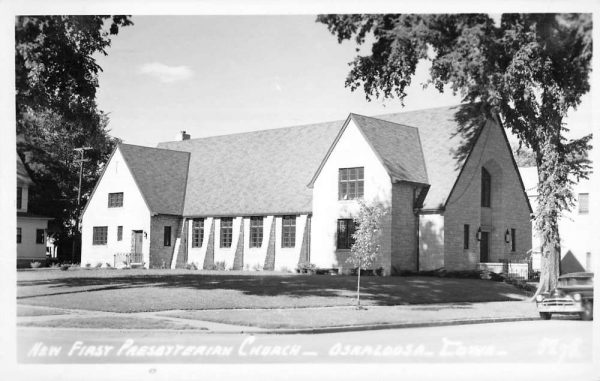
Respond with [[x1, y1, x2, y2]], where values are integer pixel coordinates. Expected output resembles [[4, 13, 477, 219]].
[[95, 15, 593, 147]]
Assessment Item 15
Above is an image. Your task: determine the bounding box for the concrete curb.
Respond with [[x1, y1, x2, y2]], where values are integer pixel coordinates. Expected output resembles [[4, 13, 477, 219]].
[[18, 316, 540, 335]]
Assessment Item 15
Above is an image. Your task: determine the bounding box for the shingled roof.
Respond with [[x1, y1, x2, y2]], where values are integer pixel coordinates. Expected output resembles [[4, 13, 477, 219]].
[[373, 105, 469, 210], [158, 121, 342, 216], [154, 105, 471, 215], [119, 144, 190, 215]]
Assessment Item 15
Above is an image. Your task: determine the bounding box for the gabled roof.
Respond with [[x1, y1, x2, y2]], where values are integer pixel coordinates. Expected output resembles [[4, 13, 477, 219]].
[[157, 121, 342, 216], [309, 114, 429, 188], [119, 144, 190, 215], [373, 106, 471, 210], [17, 154, 34, 185], [153, 105, 477, 214]]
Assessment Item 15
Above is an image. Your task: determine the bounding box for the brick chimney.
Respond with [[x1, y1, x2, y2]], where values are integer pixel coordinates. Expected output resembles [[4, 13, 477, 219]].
[[175, 130, 190, 141]]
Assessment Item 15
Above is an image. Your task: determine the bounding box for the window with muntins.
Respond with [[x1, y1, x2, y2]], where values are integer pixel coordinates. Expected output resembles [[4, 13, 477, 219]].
[[511, 228, 516, 252], [578, 193, 589, 214], [339, 167, 364, 200], [337, 219, 356, 250], [17, 187, 22, 209], [17, 227, 21, 244], [481, 168, 491, 207], [282, 216, 296, 248], [117, 226, 123, 241], [93, 226, 108, 245], [463, 224, 470, 249], [220, 218, 233, 248], [192, 218, 204, 248], [36, 229, 44, 244], [250, 217, 263, 248], [108, 192, 124, 208], [164, 226, 171, 246]]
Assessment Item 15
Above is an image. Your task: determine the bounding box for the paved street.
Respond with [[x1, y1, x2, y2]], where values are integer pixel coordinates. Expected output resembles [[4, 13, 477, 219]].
[[18, 319, 593, 364]]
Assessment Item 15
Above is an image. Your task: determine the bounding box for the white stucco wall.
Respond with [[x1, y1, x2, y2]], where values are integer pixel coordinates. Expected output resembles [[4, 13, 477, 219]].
[[81, 148, 151, 267], [243, 215, 273, 271], [311, 120, 392, 271], [213, 216, 243, 270], [187, 217, 213, 267], [274, 214, 307, 272], [16, 217, 48, 262]]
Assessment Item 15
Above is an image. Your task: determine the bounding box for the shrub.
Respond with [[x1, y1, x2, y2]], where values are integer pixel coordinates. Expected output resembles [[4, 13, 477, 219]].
[[204, 263, 217, 270], [50, 262, 60, 269], [215, 261, 226, 271], [105, 263, 113, 269], [252, 263, 262, 271], [95, 262, 103, 268], [60, 264, 70, 271], [297, 262, 316, 274], [185, 262, 198, 270], [84, 263, 91, 268], [30, 261, 42, 269]]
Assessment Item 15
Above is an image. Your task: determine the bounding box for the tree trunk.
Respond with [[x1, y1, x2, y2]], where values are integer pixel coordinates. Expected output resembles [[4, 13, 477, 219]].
[[356, 263, 361, 309]]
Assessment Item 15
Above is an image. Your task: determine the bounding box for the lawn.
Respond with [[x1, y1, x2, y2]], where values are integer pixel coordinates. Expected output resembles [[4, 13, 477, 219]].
[[159, 302, 538, 329], [18, 316, 204, 330], [17, 269, 528, 313]]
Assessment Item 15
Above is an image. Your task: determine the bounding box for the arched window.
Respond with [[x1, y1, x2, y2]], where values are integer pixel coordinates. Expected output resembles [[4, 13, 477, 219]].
[[481, 167, 491, 207]]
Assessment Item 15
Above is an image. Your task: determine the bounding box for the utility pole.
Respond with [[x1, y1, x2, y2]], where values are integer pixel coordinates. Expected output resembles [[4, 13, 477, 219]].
[[72, 147, 92, 263]]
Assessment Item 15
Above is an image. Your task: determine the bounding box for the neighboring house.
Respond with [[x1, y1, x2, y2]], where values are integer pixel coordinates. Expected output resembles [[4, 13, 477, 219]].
[[16, 155, 52, 267], [519, 166, 594, 274], [81, 105, 532, 276]]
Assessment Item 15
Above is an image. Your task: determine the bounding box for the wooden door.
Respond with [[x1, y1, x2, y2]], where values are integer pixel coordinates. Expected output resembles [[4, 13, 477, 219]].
[[480, 231, 489, 263], [131, 231, 143, 254]]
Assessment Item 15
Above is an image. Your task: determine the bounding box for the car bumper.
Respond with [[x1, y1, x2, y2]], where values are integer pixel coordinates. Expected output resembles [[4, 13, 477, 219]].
[[536, 300, 584, 313]]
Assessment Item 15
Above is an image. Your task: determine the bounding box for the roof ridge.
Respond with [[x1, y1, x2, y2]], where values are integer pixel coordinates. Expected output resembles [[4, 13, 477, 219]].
[[350, 113, 420, 131], [120, 142, 191, 154]]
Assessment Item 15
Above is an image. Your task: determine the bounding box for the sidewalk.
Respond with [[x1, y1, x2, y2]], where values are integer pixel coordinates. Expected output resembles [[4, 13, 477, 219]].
[[17, 300, 541, 334]]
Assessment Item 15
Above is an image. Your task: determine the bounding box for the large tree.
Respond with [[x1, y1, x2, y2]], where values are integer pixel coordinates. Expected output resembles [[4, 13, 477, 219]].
[[317, 14, 592, 293], [16, 16, 132, 258]]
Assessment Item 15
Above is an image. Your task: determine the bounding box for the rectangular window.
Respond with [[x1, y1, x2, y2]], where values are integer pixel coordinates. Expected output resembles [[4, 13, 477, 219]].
[[17, 227, 21, 244], [192, 218, 204, 248], [35, 229, 45, 244], [282, 216, 296, 248], [17, 187, 22, 209], [481, 168, 491, 207], [511, 228, 516, 252], [93, 226, 108, 245], [250, 217, 264, 248], [117, 226, 123, 241], [339, 167, 364, 200], [337, 219, 356, 250], [578, 193, 589, 214], [108, 192, 124, 208], [220, 218, 233, 248], [164, 226, 171, 246], [463, 224, 470, 249]]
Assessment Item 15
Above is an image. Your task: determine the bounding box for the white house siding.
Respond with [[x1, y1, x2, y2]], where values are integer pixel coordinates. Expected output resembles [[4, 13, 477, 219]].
[[16, 217, 49, 265], [418, 213, 445, 271], [81, 148, 151, 268], [558, 177, 594, 272], [311, 119, 393, 273], [444, 120, 532, 270]]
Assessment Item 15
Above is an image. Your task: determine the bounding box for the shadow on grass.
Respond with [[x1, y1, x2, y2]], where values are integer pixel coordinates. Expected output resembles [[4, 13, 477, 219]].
[[17, 271, 527, 306]]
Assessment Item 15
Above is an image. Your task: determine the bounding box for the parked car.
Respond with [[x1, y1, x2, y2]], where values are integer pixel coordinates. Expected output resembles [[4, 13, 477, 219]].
[[535, 272, 594, 320]]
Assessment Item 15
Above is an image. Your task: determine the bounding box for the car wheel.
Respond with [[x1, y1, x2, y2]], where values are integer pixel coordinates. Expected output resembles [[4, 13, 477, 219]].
[[539, 312, 552, 320], [580, 302, 593, 321]]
